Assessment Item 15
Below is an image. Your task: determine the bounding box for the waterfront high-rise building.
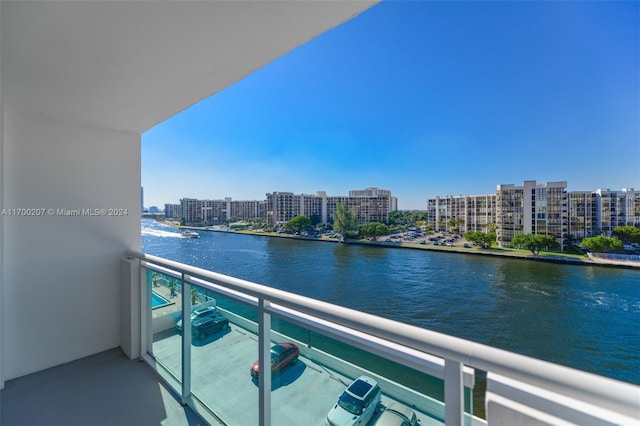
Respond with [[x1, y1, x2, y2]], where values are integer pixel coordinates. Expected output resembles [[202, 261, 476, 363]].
[[496, 181, 567, 248], [164, 203, 182, 219], [173, 197, 266, 225], [567, 191, 598, 241], [200, 200, 216, 224], [349, 187, 398, 211], [427, 194, 496, 233], [213, 198, 230, 224], [595, 188, 639, 235], [566, 188, 639, 239], [266, 192, 301, 225], [266, 188, 396, 226], [172, 184, 638, 243], [180, 198, 202, 225], [428, 181, 639, 251], [229, 199, 268, 222], [168, 188, 396, 227]]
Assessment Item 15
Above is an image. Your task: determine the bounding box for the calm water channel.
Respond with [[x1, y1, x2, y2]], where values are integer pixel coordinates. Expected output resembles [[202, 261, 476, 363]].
[[142, 220, 640, 392]]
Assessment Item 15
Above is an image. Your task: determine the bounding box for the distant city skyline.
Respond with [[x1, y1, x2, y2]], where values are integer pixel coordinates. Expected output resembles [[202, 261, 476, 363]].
[[142, 1, 639, 210]]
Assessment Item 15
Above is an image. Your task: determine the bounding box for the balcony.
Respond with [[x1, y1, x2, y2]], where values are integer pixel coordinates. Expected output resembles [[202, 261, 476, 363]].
[[1, 251, 637, 425], [1, 2, 638, 425]]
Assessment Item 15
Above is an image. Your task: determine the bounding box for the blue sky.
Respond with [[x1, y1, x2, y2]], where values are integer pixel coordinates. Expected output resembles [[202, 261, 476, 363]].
[[142, 1, 639, 210]]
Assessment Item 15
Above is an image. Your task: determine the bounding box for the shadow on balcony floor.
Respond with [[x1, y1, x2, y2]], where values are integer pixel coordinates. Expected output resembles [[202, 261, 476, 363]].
[[1, 348, 207, 426]]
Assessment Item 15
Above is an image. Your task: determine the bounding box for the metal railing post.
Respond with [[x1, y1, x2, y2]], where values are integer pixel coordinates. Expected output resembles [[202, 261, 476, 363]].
[[444, 359, 464, 425], [181, 274, 191, 404], [258, 298, 272, 426]]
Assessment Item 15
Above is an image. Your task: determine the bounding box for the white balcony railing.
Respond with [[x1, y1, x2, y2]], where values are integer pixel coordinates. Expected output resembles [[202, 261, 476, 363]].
[[122, 251, 640, 426]]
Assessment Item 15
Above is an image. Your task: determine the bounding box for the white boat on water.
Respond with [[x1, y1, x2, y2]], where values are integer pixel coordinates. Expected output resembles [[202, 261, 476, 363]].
[[181, 230, 200, 238]]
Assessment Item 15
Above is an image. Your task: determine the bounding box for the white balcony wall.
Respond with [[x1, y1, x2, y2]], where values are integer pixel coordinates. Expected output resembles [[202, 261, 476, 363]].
[[1, 106, 140, 381], [0, 0, 378, 390]]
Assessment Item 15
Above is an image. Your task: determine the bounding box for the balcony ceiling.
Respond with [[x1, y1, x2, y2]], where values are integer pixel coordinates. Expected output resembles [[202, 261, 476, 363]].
[[1, 1, 377, 134]]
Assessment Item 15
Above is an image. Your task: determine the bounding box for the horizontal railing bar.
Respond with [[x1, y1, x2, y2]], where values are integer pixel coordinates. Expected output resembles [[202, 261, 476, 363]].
[[142, 261, 183, 281], [188, 275, 259, 309], [143, 259, 261, 309], [189, 266, 475, 386], [268, 304, 475, 388], [128, 250, 639, 418]]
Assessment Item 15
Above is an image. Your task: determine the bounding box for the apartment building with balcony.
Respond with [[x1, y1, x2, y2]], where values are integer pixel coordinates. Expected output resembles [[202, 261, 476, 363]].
[[266, 191, 301, 226], [348, 195, 392, 224], [170, 188, 397, 227], [173, 187, 395, 227], [349, 186, 398, 211], [565, 188, 639, 240], [3, 3, 637, 425], [428, 181, 639, 250], [595, 188, 639, 235], [164, 203, 182, 220], [567, 191, 598, 241], [265, 188, 395, 226], [180, 198, 203, 225], [427, 194, 496, 233], [175, 197, 267, 225], [495, 181, 568, 248], [200, 199, 216, 225], [230, 199, 268, 223]]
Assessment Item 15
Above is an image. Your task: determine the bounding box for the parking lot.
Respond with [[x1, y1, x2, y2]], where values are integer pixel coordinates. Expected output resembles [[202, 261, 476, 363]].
[[151, 324, 444, 425], [383, 230, 469, 247]]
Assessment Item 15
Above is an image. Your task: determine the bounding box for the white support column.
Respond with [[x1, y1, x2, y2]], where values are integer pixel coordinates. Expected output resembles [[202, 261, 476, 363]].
[[181, 274, 191, 404], [120, 257, 141, 359], [141, 265, 152, 358], [444, 359, 464, 426], [258, 298, 272, 426]]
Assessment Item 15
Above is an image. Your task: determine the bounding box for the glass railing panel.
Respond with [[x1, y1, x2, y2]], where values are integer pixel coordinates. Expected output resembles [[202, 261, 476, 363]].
[[147, 268, 183, 388], [189, 286, 259, 425], [268, 315, 472, 425], [133, 253, 638, 426]]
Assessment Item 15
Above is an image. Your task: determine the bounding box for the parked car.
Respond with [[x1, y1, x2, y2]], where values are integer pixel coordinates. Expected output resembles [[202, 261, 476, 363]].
[[250, 342, 300, 380], [326, 375, 382, 426], [373, 402, 417, 426], [176, 305, 220, 332], [190, 316, 229, 340]]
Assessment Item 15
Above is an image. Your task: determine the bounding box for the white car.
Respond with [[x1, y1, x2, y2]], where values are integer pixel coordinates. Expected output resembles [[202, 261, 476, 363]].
[[326, 376, 381, 426]]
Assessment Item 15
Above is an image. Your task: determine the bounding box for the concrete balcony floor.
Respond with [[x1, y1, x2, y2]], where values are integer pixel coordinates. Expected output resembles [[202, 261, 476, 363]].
[[0, 348, 207, 426]]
